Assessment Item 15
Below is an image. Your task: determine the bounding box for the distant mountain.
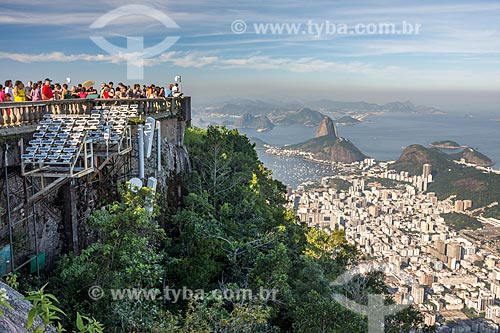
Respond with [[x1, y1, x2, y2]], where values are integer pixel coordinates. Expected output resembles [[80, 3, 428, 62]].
[[205, 99, 445, 117], [381, 101, 416, 112], [307, 100, 380, 112], [391, 144, 500, 207], [217, 100, 292, 116], [288, 116, 366, 163], [273, 108, 325, 126], [235, 113, 275, 131], [335, 116, 361, 125], [308, 99, 443, 114]]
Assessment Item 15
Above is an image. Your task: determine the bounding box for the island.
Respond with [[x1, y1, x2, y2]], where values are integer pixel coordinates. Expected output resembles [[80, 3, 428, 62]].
[[335, 115, 361, 125], [429, 140, 464, 149], [234, 113, 275, 132]]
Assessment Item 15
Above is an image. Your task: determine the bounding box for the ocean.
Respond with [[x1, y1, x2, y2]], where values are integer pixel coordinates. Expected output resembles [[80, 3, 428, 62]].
[[194, 112, 500, 188]]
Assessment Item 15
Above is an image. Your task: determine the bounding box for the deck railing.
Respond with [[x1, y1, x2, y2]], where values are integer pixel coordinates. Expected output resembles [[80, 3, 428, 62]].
[[0, 97, 191, 128]]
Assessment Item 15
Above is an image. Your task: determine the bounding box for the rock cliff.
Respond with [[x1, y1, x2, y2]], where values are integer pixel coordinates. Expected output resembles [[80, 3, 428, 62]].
[[315, 117, 338, 138]]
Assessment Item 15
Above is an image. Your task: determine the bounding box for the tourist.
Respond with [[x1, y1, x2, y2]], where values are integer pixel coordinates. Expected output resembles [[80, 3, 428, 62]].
[[158, 87, 165, 98], [87, 86, 97, 95], [4, 93, 12, 102], [53, 83, 62, 100], [61, 84, 71, 99], [171, 83, 179, 94], [70, 86, 79, 98], [99, 82, 106, 98], [167, 83, 174, 97], [31, 82, 41, 101], [4, 80, 13, 98], [172, 83, 182, 97], [41, 78, 54, 100], [108, 82, 115, 98], [119, 86, 128, 99], [146, 85, 155, 98], [0, 84, 4, 102], [25, 81, 32, 101], [13, 81, 26, 102], [79, 87, 88, 99], [102, 85, 111, 99], [131, 84, 140, 98]]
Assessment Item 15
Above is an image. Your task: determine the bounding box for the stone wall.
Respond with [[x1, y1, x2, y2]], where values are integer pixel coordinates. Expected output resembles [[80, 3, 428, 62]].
[[0, 113, 191, 274]]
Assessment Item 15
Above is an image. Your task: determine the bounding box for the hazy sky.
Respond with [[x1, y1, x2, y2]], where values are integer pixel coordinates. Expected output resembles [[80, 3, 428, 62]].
[[1, 0, 500, 110]]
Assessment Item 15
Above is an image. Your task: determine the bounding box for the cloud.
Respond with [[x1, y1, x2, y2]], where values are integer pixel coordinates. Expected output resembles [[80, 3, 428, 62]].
[[0, 50, 388, 74], [0, 51, 119, 63]]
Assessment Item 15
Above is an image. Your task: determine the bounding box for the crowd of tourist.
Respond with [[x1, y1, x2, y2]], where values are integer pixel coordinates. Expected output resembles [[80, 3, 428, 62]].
[[0, 78, 182, 103]]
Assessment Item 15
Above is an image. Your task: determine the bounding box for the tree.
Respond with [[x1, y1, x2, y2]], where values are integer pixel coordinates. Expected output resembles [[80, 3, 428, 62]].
[[51, 185, 172, 332]]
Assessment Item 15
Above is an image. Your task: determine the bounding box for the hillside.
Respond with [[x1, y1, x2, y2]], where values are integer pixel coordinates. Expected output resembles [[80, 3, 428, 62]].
[[381, 100, 416, 112], [234, 113, 275, 131], [391, 145, 500, 207], [273, 107, 325, 126], [289, 136, 366, 163], [452, 147, 494, 167]]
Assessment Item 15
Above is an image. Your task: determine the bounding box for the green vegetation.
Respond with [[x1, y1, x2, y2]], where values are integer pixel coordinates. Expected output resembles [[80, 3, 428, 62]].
[[461, 307, 480, 319], [4, 126, 432, 332], [392, 144, 500, 208], [429, 140, 461, 149], [273, 107, 325, 126], [0, 287, 12, 318], [327, 178, 352, 191], [483, 205, 500, 219], [441, 213, 483, 231]]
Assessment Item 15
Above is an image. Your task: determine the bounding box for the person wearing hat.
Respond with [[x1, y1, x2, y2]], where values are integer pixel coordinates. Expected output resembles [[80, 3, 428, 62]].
[[41, 78, 54, 100]]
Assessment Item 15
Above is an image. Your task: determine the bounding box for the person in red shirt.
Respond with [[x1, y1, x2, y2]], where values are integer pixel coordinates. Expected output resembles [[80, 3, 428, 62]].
[[41, 78, 54, 100]]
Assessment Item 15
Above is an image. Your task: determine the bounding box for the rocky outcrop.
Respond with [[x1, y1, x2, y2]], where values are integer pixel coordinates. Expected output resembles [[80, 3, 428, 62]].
[[315, 117, 338, 138], [0, 282, 55, 333], [457, 148, 494, 167], [289, 117, 365, 163]]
